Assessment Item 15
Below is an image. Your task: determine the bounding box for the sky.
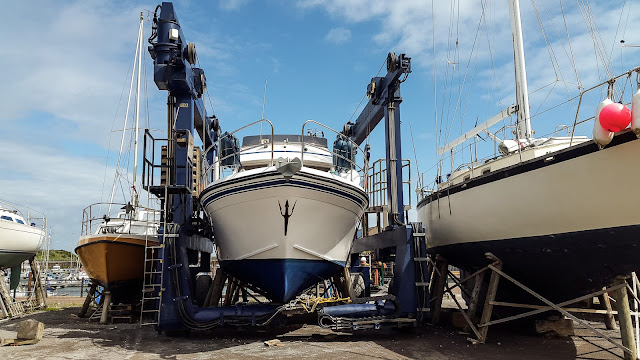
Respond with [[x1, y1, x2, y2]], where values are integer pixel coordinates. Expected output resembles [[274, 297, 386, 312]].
[[1, 0, 638, 251]]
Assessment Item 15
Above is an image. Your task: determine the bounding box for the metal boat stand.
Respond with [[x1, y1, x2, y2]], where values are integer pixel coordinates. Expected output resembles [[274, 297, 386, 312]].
[[0, 257, 47, 320], [430, 252, 640, 360]]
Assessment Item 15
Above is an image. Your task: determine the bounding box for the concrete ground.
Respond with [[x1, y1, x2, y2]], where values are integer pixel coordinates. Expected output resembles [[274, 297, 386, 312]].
[[0, 299, 632, 359]]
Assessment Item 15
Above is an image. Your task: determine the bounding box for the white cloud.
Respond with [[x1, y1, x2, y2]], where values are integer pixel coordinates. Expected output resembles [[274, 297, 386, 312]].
[[298, 0, 640, 138], [220, 0, 249, 11], [0, 139, 118, 250], [324, 27, 351, 44]]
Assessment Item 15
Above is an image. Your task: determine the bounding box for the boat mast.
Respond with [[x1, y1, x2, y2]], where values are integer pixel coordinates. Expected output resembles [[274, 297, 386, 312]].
[[107, 14, 144, 215], [131, 12, 144, 208], [508, 0, 532, 140]]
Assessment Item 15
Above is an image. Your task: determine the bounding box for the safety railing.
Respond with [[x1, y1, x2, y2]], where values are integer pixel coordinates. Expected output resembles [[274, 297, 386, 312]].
[[367, 158, 411, 210], [301, 119, 368, 185], [80, 202, 161, 236], [417, 66, 640, 203], [202, 119, 274, 183]]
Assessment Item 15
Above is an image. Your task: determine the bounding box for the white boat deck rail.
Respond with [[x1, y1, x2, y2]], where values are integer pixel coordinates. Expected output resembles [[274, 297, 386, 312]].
[[201, 119, 369, 187], [417, 66, 640, 202], [80, 202, 161, 236]]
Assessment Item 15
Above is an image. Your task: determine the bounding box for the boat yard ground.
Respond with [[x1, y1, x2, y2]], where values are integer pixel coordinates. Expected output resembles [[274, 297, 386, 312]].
[[0, 297, 630, 359]]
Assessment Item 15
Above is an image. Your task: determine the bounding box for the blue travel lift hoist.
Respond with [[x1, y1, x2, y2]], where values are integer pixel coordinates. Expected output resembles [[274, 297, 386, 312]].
[[141, 2, 430, 334]]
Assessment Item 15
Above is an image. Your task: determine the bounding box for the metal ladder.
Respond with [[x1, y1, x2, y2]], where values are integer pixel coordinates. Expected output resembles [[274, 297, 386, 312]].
[[411, 222, 430, 315], [140, 238, 164, 326]]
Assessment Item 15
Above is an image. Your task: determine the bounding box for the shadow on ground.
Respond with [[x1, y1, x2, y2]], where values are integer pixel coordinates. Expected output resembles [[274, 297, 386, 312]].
[[0, 307, 596, 359]]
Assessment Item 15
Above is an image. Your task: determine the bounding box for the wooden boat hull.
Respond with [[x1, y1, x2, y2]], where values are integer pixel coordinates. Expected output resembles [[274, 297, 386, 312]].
[[75, 234, 158, 303]]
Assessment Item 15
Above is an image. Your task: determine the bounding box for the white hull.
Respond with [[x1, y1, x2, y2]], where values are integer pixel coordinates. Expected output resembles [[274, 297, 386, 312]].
[[418, 132, 640, 301], [200, 165, 368, 301], [203, 167, 367, 263], [418, 132, 640, 248], [0, 221, 45, 269]]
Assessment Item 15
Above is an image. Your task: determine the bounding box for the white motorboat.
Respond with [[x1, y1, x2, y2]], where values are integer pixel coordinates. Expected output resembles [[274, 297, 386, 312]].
[[0, 203, 45, 269], [200, 125, 368, 302], [417, 0, 640, 303]]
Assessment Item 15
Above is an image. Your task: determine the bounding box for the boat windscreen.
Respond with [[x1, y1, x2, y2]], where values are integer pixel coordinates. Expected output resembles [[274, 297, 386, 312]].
[[242, 135, 328, 148]]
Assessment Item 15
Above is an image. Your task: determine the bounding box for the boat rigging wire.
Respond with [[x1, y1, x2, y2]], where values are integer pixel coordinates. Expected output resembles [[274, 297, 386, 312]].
[[108, 17, 145, 214], [432, 0, 438, 153], [441, 0, 485, 147]]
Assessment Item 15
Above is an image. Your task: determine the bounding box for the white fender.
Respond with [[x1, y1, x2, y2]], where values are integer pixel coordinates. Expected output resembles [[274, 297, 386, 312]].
[[593, 98, 614, 147], [632, 88, 640, 137]]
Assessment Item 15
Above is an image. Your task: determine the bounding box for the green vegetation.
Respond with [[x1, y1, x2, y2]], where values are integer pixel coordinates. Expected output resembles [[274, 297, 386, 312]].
[[36, 249, 74, 261]]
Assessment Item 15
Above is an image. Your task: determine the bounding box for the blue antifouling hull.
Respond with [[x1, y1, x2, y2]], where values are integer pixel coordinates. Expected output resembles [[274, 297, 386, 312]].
[[220, 259, 345, 303]]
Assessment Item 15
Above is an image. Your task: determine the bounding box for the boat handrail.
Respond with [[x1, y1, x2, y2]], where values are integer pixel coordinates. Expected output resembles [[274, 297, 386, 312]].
[[202, 118, 275, 181], [418, 66, 640, 202], [0, 199, 47, 231], [301, 119, 368, 184], [80, 202, 161, 236]]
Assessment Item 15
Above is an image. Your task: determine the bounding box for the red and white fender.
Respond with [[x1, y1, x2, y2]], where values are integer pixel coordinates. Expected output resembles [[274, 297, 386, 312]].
[[593, 98, 614, 147], [632, 88, 640, 137]]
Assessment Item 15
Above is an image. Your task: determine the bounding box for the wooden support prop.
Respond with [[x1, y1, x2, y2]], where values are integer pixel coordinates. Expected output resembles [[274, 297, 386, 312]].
[[430, 255, 448, 325], [232, 281, 244, 303], [28, 257, 46, 308], [477, 253, 502, 343], [224, 278, 237, 306], [209, 272, 226, 307], [441, 281, 483, 340], [483, 283, 626, 327], [484, 265, 632, 357], [100, 291, 112, 325], [332, 267, 354, 300], [466, 270, 485, 326], [613, 277, 637, 360], [78, 282, 98, 318], [488, 300, 640, 316], [599, 287, 617, 330]]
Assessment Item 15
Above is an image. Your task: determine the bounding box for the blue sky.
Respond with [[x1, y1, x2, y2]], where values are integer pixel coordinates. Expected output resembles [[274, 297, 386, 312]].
[[1, 0, 638, 251]]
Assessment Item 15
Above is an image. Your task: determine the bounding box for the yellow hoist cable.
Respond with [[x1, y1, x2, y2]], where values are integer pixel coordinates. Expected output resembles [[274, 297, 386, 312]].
[[296, 296, 351, 313]]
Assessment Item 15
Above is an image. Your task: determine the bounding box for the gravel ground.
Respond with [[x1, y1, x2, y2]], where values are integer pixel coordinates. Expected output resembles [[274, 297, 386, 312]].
[[0, 303, 630, 359]]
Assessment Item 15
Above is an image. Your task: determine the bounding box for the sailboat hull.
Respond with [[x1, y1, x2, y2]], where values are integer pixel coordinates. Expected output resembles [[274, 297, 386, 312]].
[[201, 167, 368, 302], [418, 131, 640, 302], [75, 234, 158, 303], [0, 221, 45, 269]]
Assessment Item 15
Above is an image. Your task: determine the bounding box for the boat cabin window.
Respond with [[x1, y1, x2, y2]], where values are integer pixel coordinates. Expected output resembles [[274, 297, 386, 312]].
[[130, 225, 153, 235], [15, 219, 25, 224], [1, 215, 13, 222], [98, 224, 125, 234], [463, 175, 470, 181], [482, 168, 491, 175]]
